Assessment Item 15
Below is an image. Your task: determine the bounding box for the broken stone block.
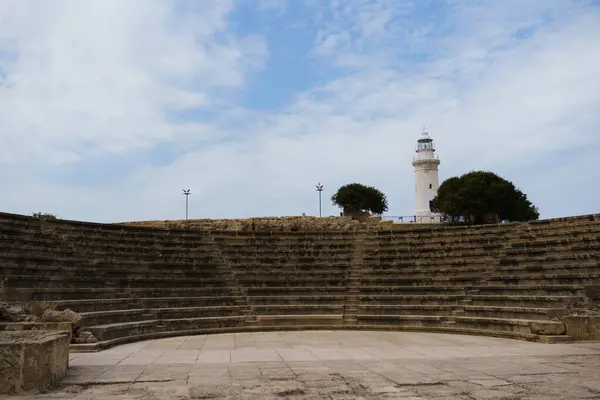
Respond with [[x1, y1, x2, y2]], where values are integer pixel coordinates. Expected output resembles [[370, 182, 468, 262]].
[[39, 309, 82, 327], [530, 321, 566, 335], [0, 302, 33, 322]]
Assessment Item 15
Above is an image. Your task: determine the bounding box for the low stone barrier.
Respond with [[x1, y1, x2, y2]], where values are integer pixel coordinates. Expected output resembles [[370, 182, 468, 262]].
[[563, 316, 600, 341], [118, 215, 389, 231], [0, 331, 70, 394]]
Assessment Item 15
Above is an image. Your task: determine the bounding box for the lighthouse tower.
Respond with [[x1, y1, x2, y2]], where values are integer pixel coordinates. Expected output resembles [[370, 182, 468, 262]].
[[412, 128, 441, 221]]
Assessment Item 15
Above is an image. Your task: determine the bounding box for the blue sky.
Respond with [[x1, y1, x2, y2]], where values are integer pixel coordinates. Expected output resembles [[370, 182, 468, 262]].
[[1, 0, 600, 222]]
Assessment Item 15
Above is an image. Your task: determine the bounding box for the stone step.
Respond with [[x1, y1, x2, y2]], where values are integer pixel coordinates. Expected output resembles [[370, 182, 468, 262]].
[[378, 221, 600, 236], [3, 287, 241, 302], [0, 230, 357, 247], [462, 306, 566, 320], [236, 280, 348, 288], [361, 263, 600, 274], [359, 274, 599, 286], [0, 264, 228, 279], [246, 286, 350, 295], [3, 246, 597, 268], [87, 316, 247, 342], [211, 233, 358, 240], [365, 251, 495, 259], [358, 294, 465, 305], [46, 296, 239, 312], [227, 265, 353, 272], [355, 314, 566, 336], [365, 251, 599, 263], [255, 314, 343, 328], [359, 276, 477, 286], [70, 322, 571, 352], [0, 253, 217, 266], [250, 304, 344, 314], [359, 284, 585, 296], [0, 236, 217, 252], [3, 274, 229, 289], [484, 275, 599, 286], [468, 294, 584, 308], [223, 255, 354, 263], [375, 233, 596, 243], [80, 306, 248, 326], [508, 237, 599, 247], [359, 286, 466, 295], [357, 304, 465, 316], [0, 249, 217, 263], [310, 234, 570, 245], [245, 295, 346, 306], [467, 284, 585, 296], [234, 272, 349, 280], [367, 239, 600, 253]]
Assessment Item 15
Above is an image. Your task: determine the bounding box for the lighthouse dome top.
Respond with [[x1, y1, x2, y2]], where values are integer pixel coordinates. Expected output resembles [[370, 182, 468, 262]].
[[417, 127, 433, 143]]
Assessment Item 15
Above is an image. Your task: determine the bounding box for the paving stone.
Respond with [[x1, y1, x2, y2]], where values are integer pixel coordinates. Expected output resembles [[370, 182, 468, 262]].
[[9, 331, 600, 399], [470, 378, 513, 387]]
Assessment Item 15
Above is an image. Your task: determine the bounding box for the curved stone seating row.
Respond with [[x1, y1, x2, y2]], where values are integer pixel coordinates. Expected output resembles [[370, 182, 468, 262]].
[[370, 217, 597, 339], [0, 214, 254, 350], [1, 211, 599, 350], [212, 232, 356, 328], [357, 217, 598, 342]]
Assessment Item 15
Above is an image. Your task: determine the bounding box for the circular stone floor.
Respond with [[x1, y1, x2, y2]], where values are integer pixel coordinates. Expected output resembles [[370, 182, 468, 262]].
[[16, 331, 600, 399]]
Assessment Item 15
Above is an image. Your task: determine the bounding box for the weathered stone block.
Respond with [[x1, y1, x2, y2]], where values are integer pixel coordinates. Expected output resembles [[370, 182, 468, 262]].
[[0, 331, 70, 394], [256, 315, 343, 327], [584, 285, 600, 300], [529, 321, 566, 335], [563, 316, 600, 341]]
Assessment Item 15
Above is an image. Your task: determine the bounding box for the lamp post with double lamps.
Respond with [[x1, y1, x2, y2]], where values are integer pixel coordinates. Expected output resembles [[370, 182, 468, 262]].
[[182, 189, 191, 220], [316, 183, 324, 217]]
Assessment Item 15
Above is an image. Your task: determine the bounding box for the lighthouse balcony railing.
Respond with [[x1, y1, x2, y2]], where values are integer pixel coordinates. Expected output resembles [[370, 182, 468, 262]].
[[413, 153, 440, 161]]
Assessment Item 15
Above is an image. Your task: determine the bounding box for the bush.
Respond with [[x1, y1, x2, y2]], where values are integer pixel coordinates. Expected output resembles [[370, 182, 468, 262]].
[[32, 212, 58, 220]]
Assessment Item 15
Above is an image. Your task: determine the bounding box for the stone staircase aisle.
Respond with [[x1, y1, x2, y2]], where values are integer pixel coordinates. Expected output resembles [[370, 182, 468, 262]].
[[342, 233, 366, 327], [461, 228, 513, 312], [207, 235, 257, 327]]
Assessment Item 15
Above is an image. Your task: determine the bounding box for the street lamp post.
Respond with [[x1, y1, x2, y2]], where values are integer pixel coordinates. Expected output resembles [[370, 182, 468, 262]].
[[316, 183, 323, 217], [182, 189, 191, 220]]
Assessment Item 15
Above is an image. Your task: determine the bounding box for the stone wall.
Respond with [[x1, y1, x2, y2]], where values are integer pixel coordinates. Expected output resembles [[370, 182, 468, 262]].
[[118, 215, 391, 231], [562, 316, 600, 341]]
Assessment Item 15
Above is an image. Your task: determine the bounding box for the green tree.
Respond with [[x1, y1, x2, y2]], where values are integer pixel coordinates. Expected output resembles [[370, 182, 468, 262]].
[[331, 183, 388, 215], [431, 171, 539, 224]]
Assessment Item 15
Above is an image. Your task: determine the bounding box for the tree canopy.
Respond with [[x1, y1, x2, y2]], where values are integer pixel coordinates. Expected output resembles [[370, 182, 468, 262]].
[[431, 171, 539, 224], [331, 183, 388, 215], [32, 212, 57, 220]]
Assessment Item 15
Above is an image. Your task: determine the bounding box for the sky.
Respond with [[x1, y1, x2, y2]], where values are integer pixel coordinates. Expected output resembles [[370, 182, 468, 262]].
[[1, 0, 599, 223]]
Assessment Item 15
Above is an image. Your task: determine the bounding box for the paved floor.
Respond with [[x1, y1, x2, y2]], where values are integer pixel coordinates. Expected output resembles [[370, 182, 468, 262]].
[[12, 331, 600, 399]]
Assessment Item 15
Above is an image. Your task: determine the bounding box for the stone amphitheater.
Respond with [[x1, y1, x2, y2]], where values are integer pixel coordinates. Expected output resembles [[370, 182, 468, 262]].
[[1, 211, 599, 399]]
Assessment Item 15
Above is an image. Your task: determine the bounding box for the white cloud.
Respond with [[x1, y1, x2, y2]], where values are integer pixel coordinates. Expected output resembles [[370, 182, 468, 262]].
[[1, 0, 599, 222], [0, 0, 267, 165]]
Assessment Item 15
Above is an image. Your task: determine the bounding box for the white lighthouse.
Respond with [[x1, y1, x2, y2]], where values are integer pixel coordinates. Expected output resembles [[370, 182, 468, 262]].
[[412, 128, 441, 222]]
